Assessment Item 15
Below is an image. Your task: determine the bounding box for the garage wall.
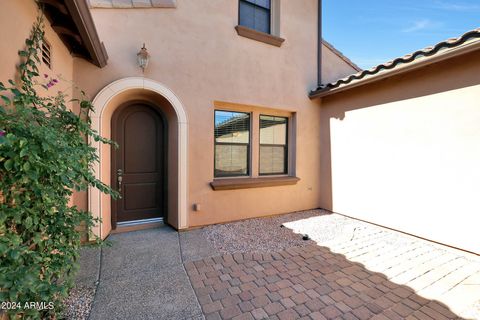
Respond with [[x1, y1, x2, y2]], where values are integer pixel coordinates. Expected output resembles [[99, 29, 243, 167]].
[[320, 50, 480, 254]]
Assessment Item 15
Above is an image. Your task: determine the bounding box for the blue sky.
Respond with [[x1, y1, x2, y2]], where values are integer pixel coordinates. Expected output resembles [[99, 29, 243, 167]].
[[323, 0, 480, 69]]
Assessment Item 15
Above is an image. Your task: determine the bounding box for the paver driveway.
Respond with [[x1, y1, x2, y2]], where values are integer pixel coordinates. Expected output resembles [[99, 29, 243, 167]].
[[186, 245, 475, 320], [185, 213, 480, 320]]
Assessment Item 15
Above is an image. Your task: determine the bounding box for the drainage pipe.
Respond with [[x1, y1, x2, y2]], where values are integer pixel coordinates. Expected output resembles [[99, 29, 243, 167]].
[[317, 0, 322, 86]]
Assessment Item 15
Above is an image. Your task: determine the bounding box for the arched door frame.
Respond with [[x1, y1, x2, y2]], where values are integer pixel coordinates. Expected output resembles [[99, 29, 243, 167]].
[[88, 77, 188, 239]]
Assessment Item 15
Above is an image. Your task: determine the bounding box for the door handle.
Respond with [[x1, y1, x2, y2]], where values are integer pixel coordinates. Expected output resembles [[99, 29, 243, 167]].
[[117, 169, 123, 197]]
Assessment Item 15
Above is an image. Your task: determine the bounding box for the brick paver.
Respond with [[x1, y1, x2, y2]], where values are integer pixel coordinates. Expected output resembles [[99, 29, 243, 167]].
[[185, 221, 480, 319]]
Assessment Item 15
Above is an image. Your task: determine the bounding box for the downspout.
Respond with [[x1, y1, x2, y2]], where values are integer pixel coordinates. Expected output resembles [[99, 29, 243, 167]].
[[317, 0, 322, 86]]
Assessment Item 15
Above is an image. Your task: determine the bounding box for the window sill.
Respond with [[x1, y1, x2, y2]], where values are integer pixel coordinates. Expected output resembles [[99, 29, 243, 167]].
[[235, 25, 285, 47], [210, 176, 300, 191]]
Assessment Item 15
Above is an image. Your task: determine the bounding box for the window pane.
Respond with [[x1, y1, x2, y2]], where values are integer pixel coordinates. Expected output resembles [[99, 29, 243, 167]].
[[243, 0, 270, 9], [260, 146, 286, 174], [215, 111, 250, 144], [239, 1, 255, 30], [239, 0, 271, 33], [254, 7, 270, 34], [215, 145, 248, 177], [255, 0, 270, 9], [260, 115, 287, 145]]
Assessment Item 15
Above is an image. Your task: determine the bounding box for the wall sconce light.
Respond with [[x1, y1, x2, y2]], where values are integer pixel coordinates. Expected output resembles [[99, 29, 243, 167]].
[[137, 43, 150, 72]]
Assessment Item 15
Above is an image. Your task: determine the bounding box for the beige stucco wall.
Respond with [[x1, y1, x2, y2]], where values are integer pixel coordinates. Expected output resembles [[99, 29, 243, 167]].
[[73, 0, 357, 233], [321, 44, 358, 84], [0, 1, 73, 90], [0, 1, 83, 208], [320, 50, 480, 254]]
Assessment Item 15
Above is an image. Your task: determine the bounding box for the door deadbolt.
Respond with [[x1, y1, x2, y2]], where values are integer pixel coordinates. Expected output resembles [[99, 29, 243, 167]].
[[117, 169, 123, 196]]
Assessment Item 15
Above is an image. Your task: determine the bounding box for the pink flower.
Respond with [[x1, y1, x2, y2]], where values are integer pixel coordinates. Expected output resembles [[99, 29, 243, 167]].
[[42, 77, 58, 90], [0, 130, 5, 137]]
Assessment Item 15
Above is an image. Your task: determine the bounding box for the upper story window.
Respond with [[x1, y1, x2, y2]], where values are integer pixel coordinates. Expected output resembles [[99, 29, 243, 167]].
[[214, 110, 251, 177], [239, 0, 271, 34], [235, 0, 284, 47], [259, 115, 288, 175]]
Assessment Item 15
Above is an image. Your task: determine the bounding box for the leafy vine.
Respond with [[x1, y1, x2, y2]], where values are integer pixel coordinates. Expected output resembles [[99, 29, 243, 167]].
[[0, 15, 116, 319]]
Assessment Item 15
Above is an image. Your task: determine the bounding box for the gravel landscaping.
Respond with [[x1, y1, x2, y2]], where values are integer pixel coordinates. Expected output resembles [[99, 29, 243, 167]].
[[62, 285, 95, 320], [203, 208, 359, 253]]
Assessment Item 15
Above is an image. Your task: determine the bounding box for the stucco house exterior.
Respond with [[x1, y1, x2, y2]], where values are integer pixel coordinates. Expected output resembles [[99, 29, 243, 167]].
[[1, 0, 478, 255], [1, 0, 358, 237]]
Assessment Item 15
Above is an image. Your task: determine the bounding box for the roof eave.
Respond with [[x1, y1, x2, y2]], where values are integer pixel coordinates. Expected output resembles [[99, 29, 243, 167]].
[[65, 0, 108, 68], [40, 0, 108, 68], [310, 38, 480, 100]]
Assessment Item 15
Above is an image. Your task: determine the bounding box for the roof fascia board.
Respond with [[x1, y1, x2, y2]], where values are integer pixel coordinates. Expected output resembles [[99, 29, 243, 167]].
[[64, 0, 108, 67]]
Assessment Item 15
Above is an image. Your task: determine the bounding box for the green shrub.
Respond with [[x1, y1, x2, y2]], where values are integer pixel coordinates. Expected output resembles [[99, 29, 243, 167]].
[[0, 16, 116, 319]]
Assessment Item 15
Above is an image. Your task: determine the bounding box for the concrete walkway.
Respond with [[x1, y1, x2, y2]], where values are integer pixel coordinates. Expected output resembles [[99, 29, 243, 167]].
[[88, 227, 204, 320]]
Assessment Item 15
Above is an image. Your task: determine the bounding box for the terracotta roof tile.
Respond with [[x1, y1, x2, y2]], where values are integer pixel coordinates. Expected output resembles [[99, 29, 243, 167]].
[[310, 27, 480, 98]]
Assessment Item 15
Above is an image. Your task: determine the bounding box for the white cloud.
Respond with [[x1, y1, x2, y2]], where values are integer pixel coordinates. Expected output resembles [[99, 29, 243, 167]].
[[434, 1, 480, 11], [402, 19, 440, 33]]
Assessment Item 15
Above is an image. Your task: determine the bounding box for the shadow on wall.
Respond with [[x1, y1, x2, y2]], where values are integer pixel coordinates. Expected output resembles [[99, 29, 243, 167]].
[[318, 50, 480, 212]]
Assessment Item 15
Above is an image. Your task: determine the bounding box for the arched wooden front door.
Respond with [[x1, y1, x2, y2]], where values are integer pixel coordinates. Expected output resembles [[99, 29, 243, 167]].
[[111, 102, 166, 228]]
